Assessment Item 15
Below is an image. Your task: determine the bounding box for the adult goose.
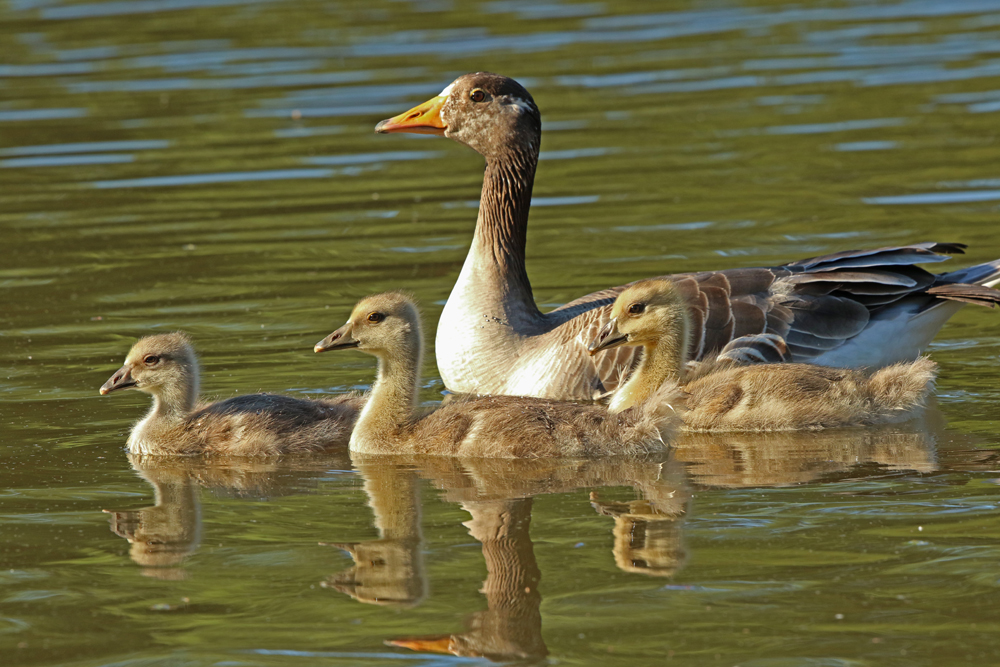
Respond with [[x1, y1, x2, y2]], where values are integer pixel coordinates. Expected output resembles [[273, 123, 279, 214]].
[[376, 72, 1000, 401]]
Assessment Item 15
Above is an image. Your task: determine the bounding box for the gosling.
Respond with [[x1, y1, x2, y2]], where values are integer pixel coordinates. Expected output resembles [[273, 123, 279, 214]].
[[100, 332, 363, 456], [313, 292, 681, 458], [589, 280, 937, 431]]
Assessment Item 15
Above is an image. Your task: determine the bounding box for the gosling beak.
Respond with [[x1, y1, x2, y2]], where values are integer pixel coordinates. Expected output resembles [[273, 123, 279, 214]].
[[588, 318, 628, 355], [386, 636, 457, 655], [100, 365, 136, 395], [315, 323, 359, 353], [375, 95, 448, 135]]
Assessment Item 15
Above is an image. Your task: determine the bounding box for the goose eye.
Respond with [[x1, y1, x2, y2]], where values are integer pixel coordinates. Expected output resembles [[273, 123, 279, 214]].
[[470, 89, 486, 103], [627, 303, 645, 315], [143, 355, 160, 366], [367, 312, 385, 323]]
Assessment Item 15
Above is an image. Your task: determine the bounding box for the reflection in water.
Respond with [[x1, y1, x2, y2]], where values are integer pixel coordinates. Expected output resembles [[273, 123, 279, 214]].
[[322, 463, 426, 607], [329, 455, 688, 662], [104, 461, 201, 580], [404, 455, 687, 505], [590, 494, 688, 578], [105, 453, 349, 578], [391, 498, 546, 662], [675, 420, 939, 489]]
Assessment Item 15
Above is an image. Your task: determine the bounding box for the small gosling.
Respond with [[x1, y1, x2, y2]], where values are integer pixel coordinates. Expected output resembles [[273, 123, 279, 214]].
[[314, 292, 681, 458], [101, 332, 362, 456], [589, 280, 937, 431]]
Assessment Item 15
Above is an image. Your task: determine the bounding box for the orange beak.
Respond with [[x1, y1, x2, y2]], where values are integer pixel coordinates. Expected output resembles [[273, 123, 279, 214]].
[[386, 635, 456, 655], [375, 95, 448, 135]]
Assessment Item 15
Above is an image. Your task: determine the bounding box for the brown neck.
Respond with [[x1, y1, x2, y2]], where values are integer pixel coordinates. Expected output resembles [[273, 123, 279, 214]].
[[472, 148, 539, 315]]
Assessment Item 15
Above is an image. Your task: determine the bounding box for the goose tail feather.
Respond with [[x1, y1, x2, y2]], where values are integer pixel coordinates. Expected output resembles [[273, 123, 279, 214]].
[[919, 258, 1000, 309], [937, 258, 1000, 287]]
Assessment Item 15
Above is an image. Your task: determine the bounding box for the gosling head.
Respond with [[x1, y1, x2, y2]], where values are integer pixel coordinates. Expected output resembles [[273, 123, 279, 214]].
[[375, 72, 540, 160], [100, 332, 198, 397], [588, 280, 690, 355], [315, 292, 422, 359]]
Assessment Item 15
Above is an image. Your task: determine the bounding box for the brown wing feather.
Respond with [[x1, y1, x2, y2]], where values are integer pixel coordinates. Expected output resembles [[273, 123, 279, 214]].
[[686, 301, 707, 361], [693, 268, 777, 295], [730, 300, 767, 339], [695, 272, 731, 291], [701, 286, 733, 330], [925, 283, 1000, 307], [673, 277, 709, 359]]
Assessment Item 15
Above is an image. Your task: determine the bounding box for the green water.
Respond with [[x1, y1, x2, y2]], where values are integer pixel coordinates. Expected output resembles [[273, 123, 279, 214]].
[[3, 0, 1000, 665]]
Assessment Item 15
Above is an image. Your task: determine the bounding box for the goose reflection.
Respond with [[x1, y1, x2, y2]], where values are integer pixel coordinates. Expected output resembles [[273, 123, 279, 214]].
[[104, 457, 201, 579], [674, 421, 938, 489], [104, 453, 348, 578], [390, 498, 546, 662], [590, 494, 689, 578], [407, 454, 693, 582], [326, 454, 688, 662], [322, 463, 427, 607]]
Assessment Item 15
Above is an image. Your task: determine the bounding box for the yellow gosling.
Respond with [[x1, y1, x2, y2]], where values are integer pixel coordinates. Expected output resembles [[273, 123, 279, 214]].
[[589, 280, 937, 431]]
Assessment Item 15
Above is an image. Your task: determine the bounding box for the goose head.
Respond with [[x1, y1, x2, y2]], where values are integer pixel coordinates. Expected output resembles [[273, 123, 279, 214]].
[[375, 72, 540, 160], [100, 332, 199, 398], [315, 292, 423, 360], [588, 280, 690, 355]]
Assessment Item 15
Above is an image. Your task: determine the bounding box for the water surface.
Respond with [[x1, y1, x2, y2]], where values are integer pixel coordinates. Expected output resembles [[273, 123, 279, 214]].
[[3, 0, 1000, 665]]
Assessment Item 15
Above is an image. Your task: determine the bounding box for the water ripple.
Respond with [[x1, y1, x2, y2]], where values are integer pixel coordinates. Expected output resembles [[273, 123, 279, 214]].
[[865, 190, 1000, 205], [834, 141, 898, 152], [767, 118, 905, 135], [90, 168, 338, 189], [42, 0, 280, 20], [1, 140, 168, 156], [1, 154, 134, 168], [305, 150, 443, 166], [0, 108, 86, 122]]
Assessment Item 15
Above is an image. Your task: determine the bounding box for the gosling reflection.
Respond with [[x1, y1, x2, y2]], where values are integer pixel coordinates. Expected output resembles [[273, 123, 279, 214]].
[[590, 494, 688, 578], [105, 460, 201, 579], [390, 498, 546, 662], [105, 453, 347, 578], [401, 455, 687, 506], [322, 463, 427, 607], [330, 456, 688, 661], [675, 423, 938, 489]]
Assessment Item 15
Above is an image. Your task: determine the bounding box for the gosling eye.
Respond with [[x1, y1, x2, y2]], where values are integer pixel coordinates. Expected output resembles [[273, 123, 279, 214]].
[[469, 88, 486, 103], [143, 355, 160, 366], [627, 303, 645, 315], [367, 312, 385, 324]]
